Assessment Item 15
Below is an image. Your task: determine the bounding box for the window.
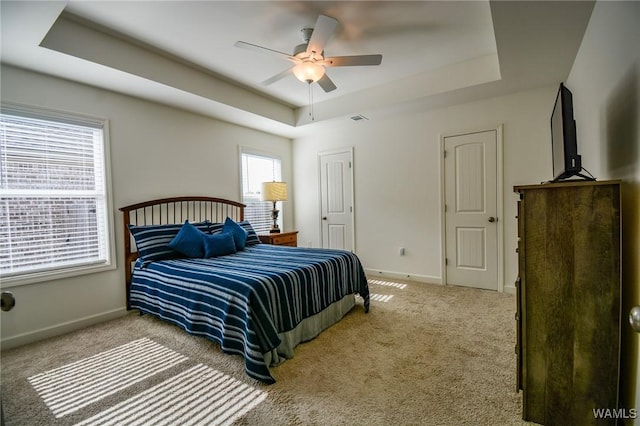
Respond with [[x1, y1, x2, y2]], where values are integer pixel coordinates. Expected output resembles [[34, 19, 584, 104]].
[[240, 150, 282, 234], [0, 104, 115, 285]]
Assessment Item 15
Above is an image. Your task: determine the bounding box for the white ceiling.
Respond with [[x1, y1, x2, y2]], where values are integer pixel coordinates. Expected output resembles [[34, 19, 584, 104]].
[[0, 1, 595, 138]]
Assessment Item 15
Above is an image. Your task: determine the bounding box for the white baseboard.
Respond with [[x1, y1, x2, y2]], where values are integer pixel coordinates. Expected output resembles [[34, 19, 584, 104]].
[[365, 269, 517, 294], [1, 308, 128, 351], [364, 268, 442, 285], [503, 285, 517, 295]]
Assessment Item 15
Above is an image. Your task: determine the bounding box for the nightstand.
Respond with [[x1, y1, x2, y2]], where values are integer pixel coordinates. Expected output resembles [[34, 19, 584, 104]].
[[259, 230, 298, 247]]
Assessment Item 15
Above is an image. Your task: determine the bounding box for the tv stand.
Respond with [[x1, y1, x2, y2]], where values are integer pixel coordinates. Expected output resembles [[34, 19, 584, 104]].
[[552, 168, 596, 183], [573, 171, 596, 181]]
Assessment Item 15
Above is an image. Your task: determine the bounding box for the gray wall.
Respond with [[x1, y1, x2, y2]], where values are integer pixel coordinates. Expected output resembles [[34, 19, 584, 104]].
[[0, 65, 292, 348]]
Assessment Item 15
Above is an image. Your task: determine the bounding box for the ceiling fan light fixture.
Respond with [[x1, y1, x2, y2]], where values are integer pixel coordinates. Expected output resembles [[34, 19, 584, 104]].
[[293, 61, 325, 83], [235, 14, 382, 94]]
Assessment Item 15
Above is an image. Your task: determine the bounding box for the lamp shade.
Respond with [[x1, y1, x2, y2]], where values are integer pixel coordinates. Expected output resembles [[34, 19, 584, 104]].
[[261, 181, 288, 202], [292, 61, 325, 83]]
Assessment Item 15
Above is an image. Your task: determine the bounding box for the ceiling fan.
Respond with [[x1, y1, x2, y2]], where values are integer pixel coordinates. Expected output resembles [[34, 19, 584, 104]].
[[234, 15, 383, 93]]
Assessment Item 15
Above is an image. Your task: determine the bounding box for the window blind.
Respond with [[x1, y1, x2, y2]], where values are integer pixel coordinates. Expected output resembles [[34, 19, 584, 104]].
[[240, 152, 281, 234], [0, 110, 110, 278]]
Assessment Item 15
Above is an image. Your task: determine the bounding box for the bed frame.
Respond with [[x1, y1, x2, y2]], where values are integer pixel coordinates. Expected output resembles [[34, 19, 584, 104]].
[[119, 197, 245, 309]]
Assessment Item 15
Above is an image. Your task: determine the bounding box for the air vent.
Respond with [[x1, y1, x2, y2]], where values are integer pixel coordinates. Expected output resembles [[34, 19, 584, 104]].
[[350, 114, 369, 121]]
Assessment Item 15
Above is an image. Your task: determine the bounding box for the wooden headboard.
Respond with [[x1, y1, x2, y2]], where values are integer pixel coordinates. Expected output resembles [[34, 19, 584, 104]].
[[119, 196, 245, 309]]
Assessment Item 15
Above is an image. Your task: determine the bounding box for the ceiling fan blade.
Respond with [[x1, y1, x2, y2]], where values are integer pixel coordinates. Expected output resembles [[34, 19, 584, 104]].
[[262, 68, 293, 86], [317, 73, 337, 93], [234, 41, 296, 62], [324, 54, 383, 67], [307, 15, 337, 56]]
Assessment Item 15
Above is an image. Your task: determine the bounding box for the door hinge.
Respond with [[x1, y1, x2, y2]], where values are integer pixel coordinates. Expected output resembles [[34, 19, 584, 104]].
[[444, 204, 447, 212], [443, 150, 447, 158], [350, 206, 353, 213], [445, 258, 449, 266], [348, 161, 352, 168]]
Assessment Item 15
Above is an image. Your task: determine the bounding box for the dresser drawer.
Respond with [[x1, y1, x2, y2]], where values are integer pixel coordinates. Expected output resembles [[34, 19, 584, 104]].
[[271, 234, 296, 245], [259, 231, 298, 247]]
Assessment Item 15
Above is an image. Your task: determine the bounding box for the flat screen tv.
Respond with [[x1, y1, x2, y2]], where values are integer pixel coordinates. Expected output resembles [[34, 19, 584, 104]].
[[550, 83, 593, 181]]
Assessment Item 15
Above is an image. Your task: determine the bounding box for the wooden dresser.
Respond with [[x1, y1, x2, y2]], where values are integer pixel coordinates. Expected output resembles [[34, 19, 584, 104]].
[[514, 180, 621, 425], [258, 230, 298, 247]]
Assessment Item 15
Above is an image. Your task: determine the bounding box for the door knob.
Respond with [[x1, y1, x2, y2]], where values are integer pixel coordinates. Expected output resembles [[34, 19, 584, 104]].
[[322, 217, 327, 220], [488, 217, 497, 223], [630, 306, 640, 333]]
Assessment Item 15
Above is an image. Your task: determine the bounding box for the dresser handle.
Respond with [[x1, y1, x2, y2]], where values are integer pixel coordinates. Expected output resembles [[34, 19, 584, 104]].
[[630, 306, 640, 333], [1, 292, 15, 312]]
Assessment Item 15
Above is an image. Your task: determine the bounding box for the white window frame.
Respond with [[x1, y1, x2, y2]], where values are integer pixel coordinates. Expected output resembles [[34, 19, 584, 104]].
[[0, 102, 116, 288], [238, 146, 283, 235]]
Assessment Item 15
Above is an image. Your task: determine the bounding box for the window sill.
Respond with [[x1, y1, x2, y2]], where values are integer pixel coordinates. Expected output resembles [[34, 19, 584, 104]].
[[0, 262, 117, 288]]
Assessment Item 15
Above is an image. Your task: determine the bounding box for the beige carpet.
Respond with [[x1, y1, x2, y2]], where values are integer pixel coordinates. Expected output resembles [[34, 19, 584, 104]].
[[1, 278, 531, 425]]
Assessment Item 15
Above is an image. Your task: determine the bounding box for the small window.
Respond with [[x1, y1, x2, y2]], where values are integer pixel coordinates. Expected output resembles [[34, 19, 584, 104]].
[[0, 104, 115, 285], [240, 150, 282, 234]]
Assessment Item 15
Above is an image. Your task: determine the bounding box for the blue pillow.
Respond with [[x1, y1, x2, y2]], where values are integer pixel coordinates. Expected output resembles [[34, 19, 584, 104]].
[[237, 220, 261, 246], [204, 232, 237, 257], [128, 221, 209, 261], [223, 217, 249, 250], [168, 221, 207, 258]]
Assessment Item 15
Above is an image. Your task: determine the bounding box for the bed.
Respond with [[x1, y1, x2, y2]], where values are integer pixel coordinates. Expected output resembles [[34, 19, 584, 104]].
[[120, 196, 369, 384]]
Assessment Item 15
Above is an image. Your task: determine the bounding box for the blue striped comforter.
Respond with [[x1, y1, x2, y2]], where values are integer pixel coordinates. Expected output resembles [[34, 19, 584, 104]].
[[130, 244, 370, 383]]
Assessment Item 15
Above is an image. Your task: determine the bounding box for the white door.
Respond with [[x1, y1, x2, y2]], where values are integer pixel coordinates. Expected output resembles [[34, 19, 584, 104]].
[[444, 130, 499, 290], [319, 150, 354, 251]]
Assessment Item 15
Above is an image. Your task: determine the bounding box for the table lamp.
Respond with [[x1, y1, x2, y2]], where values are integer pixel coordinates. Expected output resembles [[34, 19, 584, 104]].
[[261, 181, 288, 233]]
